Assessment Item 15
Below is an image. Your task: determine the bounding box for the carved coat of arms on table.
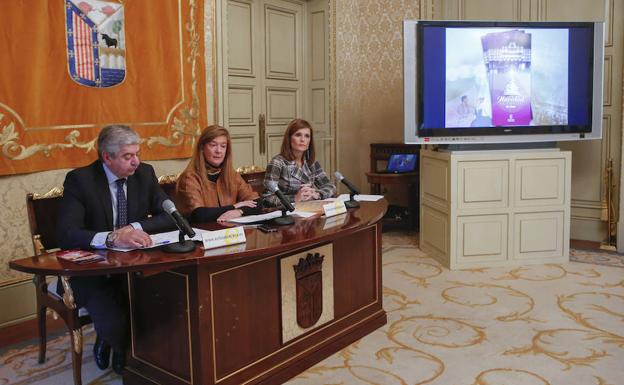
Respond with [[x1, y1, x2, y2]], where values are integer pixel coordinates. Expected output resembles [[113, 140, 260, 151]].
[[65, 0, 126, 87], [293, 252, 325, 328]]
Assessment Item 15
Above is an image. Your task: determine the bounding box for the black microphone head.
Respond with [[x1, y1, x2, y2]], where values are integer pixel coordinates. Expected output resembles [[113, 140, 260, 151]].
[[162, 199, 176, 214], [334, 171, 344, 181]]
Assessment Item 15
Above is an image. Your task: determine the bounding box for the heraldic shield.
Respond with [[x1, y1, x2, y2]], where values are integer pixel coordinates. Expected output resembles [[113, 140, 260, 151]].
[[65, 0, 126, 87], [294, 252, 325, 328]]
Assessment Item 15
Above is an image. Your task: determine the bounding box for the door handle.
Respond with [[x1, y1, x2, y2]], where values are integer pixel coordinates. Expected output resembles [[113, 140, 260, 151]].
[[259, 113, 266, 154]]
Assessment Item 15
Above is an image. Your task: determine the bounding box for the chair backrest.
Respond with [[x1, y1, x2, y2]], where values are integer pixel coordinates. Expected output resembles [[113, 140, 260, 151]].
[[238, 167, 266, 195], [26, 187, 64, 255], [157, 174, 179, 201], [241, 171, 266, 195]]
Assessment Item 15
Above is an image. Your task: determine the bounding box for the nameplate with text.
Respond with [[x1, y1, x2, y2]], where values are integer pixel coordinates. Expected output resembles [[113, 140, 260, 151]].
[[322, 213, 347, 230], [202, 227, 246, 250], [323, 200, 347, 217]]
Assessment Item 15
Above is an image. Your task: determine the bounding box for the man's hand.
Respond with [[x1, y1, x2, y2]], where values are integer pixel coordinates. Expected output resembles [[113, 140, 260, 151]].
[[114, 226, 153, 248]]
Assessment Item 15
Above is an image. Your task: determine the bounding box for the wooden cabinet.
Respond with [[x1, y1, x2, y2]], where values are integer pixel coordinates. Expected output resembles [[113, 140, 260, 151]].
[[420, 149, 570, 269]]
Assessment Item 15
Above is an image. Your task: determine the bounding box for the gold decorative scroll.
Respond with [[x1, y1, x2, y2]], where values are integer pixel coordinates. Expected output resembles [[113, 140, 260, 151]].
[[0, 0, 207, 175]]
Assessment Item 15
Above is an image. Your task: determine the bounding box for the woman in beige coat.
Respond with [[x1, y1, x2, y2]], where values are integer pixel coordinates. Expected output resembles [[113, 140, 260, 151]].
[[176, 125, 260, 222]]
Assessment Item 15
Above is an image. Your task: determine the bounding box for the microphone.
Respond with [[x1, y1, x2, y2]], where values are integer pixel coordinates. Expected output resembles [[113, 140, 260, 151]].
[[334, 171, 360, 195], [334, 171, 360, 208], [266, 181, 295, 225], [162, 199, 196, 238], [266, 181, 296, 212]]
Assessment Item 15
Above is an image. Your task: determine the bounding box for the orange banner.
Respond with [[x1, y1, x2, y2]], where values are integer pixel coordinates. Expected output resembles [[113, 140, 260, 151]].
[[0, 0, 206, 175]]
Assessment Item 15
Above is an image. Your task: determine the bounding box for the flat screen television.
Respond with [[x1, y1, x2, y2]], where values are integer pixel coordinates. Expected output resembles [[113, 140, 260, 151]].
[[403, 20, 604, 145]]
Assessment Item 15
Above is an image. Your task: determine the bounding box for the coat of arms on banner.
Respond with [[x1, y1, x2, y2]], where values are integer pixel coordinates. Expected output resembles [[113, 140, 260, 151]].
[[65, 0, 125, 87]]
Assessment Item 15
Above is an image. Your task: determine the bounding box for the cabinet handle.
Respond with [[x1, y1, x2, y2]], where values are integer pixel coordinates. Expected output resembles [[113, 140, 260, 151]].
[[259, 113, 266, 154]]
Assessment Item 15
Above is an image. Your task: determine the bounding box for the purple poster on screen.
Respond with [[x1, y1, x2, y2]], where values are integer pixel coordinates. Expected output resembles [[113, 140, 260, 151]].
[[481, 30, 532, 126]]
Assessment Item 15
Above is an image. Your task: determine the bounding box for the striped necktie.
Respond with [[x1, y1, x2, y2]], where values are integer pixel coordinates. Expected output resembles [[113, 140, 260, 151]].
[[115, 178, 128, 228]]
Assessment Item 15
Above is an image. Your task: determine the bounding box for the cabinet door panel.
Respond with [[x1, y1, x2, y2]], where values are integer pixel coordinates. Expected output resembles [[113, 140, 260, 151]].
[[421, 205, 449, 257], [457, 160, 509, 211], [513, 211, 565, 260], [514, 158, 566, 207], [456, 214, 508, 263], [421, 157, 449, 212]]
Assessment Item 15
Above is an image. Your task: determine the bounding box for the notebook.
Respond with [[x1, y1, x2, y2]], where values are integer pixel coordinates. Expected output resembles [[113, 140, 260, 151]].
[[385, 154, 417, 173]]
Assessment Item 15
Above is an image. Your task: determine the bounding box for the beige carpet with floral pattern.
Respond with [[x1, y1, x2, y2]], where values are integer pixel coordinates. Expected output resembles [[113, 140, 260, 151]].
[[2, 233, 623, 385]]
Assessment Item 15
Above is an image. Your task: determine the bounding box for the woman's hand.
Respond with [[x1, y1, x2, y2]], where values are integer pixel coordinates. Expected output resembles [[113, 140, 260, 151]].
[[234, 200, 257, 209], [217, 209, 244, 222], [295, 184, 320, 202]]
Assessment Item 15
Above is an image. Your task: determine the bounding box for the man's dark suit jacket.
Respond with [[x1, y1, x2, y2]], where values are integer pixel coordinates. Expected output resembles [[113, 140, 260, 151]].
[[57, 160, 174, 250]]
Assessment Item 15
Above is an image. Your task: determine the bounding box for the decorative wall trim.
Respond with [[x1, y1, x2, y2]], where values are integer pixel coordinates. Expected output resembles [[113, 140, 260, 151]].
[[604, 55, 613, 106]]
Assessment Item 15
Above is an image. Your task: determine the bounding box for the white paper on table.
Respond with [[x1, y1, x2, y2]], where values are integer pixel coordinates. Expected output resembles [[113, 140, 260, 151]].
[[337, 193, 384, 202], [108, 227, 206, 252], [225, 210, 290, 224], [292, 210, 317, 218]]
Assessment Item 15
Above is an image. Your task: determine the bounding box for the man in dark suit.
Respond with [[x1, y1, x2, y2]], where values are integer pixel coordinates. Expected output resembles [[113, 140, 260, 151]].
[[57, 125, 174, 374]]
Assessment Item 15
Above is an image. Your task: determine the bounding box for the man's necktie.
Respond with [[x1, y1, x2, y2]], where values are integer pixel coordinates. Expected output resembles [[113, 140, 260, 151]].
[[116, 178, 128, 228]]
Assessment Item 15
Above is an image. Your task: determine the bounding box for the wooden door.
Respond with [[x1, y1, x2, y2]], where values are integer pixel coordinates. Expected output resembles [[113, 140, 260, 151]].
[[221, 0, 305, 169]]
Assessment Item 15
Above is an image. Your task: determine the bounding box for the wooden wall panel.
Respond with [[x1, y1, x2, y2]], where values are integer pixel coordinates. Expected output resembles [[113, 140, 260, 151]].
[[266, 88, 298, 124], [333, 227, 377, 318], [211, 257, 281, 379], [227, 86, 256, 125], [461, 0, 519, 20], [265, 7, 298, 79], [227, 1, 255, 76], [231, 136, 257, 168]]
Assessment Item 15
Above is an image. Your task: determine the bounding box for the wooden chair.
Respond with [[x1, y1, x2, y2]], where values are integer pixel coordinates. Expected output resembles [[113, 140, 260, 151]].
[[237, 166, 266, 195], [26, 187, 91, 385], [27, 174, 182, 385], [157, 173, 179, 200]]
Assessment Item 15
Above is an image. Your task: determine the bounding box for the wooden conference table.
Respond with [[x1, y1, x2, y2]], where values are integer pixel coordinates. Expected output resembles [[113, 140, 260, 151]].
[[10, 200, 388, 385]]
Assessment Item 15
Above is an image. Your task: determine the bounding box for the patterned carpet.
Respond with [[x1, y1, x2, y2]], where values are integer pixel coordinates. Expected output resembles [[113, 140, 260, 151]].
[[2, 236, 623, 385], [569, 247, 624, 268]]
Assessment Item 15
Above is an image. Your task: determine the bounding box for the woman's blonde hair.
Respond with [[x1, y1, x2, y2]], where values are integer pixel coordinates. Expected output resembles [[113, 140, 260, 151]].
[[279, 118, 315, 164], [186, 125, 237, 195]]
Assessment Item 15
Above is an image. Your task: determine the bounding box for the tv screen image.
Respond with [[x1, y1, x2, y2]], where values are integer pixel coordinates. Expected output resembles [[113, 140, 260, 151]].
[[404, 20, 604, 144], [446, 28, 568, 128]]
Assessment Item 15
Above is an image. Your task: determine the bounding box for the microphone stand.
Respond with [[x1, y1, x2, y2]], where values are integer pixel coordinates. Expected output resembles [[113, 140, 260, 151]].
[[344, 191, 360, 209], [162, 229, 196, 253], [272, 208, 295, 225]]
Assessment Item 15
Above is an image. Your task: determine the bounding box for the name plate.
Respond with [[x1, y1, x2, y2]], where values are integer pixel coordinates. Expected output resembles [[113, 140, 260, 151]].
[[203, 242, 247, 257], [323, 213, 347, 230], [323, 200, 347, 217], [202, 226, 246, 250]]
